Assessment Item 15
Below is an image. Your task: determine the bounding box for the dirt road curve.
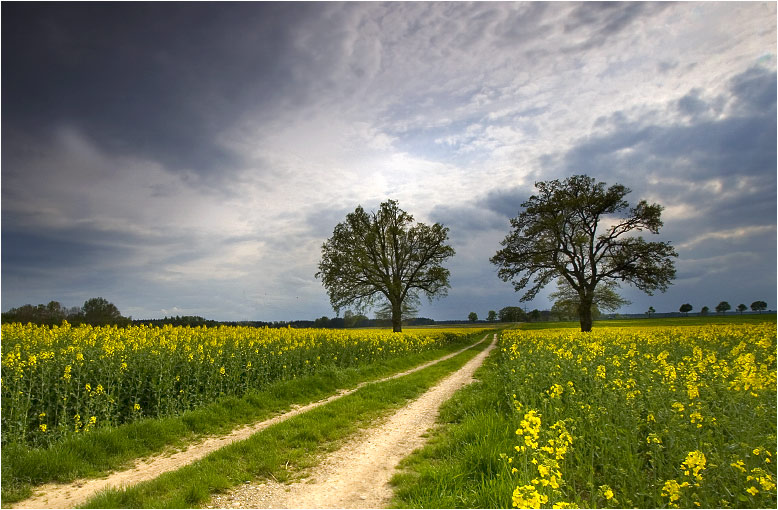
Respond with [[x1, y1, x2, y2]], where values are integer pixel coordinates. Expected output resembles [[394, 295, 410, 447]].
[[210, 333, 497, 509], [11, 335, 491, 509]]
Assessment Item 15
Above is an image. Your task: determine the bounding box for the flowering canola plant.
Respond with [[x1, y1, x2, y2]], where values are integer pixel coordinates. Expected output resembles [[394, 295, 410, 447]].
[[499, 323, 776, 508], [1, 322, 484, 445]]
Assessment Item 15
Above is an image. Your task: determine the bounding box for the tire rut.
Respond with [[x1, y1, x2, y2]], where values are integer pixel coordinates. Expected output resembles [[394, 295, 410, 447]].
[[209, 333, 498, 509]]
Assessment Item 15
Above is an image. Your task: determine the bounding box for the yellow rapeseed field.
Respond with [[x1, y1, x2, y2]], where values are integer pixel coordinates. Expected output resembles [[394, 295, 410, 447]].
[[1, 322, 484, 446], [500, 323, 776, 508]]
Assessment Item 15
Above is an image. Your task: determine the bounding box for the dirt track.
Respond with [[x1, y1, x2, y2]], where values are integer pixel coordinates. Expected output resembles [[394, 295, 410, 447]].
[[11, 334, 493, 509], [209, 333, 497, 509]]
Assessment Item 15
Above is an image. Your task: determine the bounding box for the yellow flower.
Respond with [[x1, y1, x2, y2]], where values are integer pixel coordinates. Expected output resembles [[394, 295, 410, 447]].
[[746, 486, 759, 496], [681, 450, 707, 484], [598, 484, 614, 501], [39, 424, 47, 433]]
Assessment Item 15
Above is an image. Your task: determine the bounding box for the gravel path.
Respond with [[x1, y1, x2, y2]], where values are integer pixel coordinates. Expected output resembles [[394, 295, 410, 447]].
[[10, 335, 490, 509], [209, 333, 498, 509]]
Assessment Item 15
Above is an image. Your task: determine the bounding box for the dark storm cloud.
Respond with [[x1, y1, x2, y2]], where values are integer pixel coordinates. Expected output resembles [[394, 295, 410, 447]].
[[556, 66, 776, 228], [563, 2, 669, 51], [2, 2, 311, 179]]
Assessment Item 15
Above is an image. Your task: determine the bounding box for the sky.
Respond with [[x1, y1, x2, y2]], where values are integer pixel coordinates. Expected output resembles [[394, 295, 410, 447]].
[[2, 2, 776, 322]]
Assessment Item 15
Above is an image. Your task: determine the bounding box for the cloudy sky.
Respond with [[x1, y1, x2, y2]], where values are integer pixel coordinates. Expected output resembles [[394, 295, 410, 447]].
[[3, 2, 776, 321]]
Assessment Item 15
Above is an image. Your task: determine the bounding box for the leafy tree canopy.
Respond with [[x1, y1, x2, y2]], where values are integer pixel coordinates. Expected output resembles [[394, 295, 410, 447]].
[[316, 199, 455, 332], [716, 301, 731, 314], [751, 300, 768, 313], [491, 175, 677, 331]]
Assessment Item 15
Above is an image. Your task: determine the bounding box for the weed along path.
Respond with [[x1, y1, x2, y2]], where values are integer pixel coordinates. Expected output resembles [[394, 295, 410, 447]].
[[210, 333, 498, 509], [10, 334, 492, 510]]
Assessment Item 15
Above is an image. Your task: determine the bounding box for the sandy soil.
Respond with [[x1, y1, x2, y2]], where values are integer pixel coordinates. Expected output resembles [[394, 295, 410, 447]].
[[10, 335, 490, 509], [208, 333, 497, 509]]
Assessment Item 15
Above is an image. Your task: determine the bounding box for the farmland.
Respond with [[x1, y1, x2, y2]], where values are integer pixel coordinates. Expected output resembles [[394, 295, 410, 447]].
[[0, 323, 490, 504], [1, 323, 486, 446], [2, 317, 776, 508], [392, 316, 777, 509]]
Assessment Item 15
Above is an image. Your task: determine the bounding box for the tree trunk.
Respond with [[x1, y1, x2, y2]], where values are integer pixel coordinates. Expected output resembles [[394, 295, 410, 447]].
[[391, 300, 403, 333], [578, 294, 594, 332]]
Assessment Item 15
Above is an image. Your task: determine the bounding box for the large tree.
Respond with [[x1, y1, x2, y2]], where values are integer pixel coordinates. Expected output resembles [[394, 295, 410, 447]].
[[316, 199, 455, 332], [491, 175, 677, 332]]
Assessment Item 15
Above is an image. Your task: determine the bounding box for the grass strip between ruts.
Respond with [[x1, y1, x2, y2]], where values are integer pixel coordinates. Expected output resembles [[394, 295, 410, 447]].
[[78, 335, 493, 508], [2, 331, 492, 505], [389, 335, 515, 508]]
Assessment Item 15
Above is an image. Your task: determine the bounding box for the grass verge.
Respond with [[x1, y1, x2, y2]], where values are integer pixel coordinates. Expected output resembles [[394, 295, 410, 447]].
[[2, 331, 490, 505], [79, 335, 494, 508], [389, 338, 515, 508]]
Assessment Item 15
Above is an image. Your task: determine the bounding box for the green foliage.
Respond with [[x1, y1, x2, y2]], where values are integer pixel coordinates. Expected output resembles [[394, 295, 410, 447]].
[[717, 301, 732, 314], [491, 175, 677, 332], [468, 312, 479, 322], [680, 303, 693, 315], [316, 199, 455, 332], [499, 306, 527, 323], [751, 301, 768, 313], [1, 298, 129, 327]]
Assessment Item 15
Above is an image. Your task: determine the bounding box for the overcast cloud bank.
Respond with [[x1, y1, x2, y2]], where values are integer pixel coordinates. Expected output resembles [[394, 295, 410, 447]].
[[3, 2, 776, 321]]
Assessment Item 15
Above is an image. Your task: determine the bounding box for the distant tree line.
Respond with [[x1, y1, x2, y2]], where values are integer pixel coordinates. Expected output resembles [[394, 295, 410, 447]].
[[2, 298, 131, 326]]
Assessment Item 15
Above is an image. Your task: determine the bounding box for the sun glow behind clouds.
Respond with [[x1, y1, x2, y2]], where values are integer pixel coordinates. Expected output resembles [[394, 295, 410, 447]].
[[1, 2, 775, 320]]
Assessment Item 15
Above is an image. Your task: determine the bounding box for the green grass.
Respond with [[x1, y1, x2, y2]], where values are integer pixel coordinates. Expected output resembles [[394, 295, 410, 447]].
[[521, 313, 776, 330], [390, 339, 515, 508], [79, 336, 494, 508], [1, 331, 490, 505]]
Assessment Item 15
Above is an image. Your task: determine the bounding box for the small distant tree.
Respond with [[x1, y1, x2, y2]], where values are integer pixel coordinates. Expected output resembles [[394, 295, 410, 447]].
[[487, 310, 498, 322], [715, 301, 731, 315], [499, 306, 527, 322], [468, 312, 478, 322], [374, 298, 418, 325], [343, 310, 369, 328], [751, 301, 767, 314], [737, 303, 747, 314], [646, 306, 656, 318], [529, 309, 541, 322], [700, 306, 709, 316], [679, 303, 693, 316], [82, 297, 127, 326], [550, 278, 630, 321], [314, 316, 331, 328]]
